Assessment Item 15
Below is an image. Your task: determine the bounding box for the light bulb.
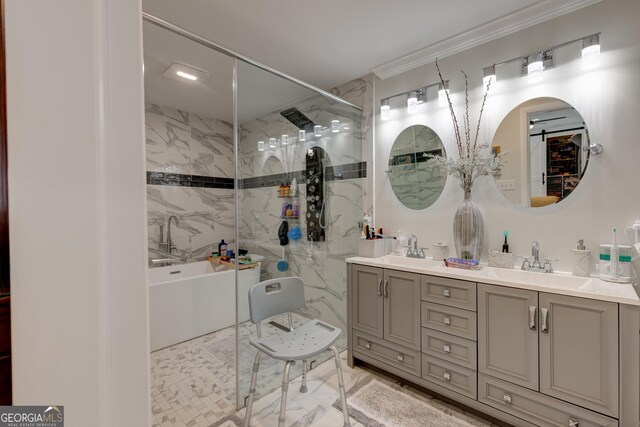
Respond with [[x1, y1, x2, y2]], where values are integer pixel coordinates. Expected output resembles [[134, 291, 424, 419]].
[[314, 125, 322, 137], [331, 120, 340, 133], [527, 52, 544, 84], [176, 70, 198, 81], [298, 130, 306, 142], [438, 82, 449, 107], [582, 35, 600, 70], [407, 91, 418, 114], [269, 137, 277, 149], [482, 66, 496, 94], [380, 99, 391, 120], [281, 134, 289, 145], [257, 141, 265, 152]]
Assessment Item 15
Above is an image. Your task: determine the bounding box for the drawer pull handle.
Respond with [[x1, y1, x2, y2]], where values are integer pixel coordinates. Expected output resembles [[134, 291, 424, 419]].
[[443, 371, 451, 382], [529, 305, 537, 330], [377, 279, 383, 297], [443, 289, 451, 298], [541, 307, 549, 333], [364, 341, 371, 350], [503, 393, 512, 404], [443, 344, 451, 353], [383, 280, 389, 298], [568, 418, 579, 427], [443, 316, 451, 325], [397, 354, 404, 363]]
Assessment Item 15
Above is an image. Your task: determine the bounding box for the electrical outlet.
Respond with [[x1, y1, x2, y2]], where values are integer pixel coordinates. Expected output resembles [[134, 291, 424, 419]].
[[496, 179, 515, 191]]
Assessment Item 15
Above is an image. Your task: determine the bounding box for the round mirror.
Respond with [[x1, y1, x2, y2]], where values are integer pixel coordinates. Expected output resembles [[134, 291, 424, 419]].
[[388, 125, 447, 210], [492, 97, 590, 208]]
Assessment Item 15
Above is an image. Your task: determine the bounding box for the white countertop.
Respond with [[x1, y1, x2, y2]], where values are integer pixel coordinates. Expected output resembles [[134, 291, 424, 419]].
[[346, 255, 640, 306]]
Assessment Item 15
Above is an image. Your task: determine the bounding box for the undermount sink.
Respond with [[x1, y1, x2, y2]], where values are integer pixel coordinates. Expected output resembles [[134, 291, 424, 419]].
[[378, 255, 442, 269], [481, 267, 591, 289]]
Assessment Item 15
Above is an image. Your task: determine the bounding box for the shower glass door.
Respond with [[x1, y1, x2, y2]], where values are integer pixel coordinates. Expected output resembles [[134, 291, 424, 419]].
[[235, 59, 365, 406]]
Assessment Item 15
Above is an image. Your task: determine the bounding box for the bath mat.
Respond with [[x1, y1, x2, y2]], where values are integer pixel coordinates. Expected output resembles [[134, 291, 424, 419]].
[[333, 377, 488, 427]]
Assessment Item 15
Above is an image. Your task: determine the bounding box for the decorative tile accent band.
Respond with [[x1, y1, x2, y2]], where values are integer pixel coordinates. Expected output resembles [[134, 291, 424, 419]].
[[146, 161, 366, 189], [147, 172, 234, 189]]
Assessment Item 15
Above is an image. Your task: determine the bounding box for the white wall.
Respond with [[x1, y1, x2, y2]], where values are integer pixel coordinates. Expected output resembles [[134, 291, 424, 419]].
[[375, 0, 640, 273], [6, 1, 150, 426]]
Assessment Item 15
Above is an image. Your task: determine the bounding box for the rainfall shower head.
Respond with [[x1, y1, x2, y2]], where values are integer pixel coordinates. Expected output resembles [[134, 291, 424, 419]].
[[280, 107, 316, 133]]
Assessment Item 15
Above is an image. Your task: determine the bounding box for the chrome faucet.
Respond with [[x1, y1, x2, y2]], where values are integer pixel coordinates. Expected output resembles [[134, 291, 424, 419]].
[[167, 215, 179, 254], [521, 241, 556, 273], [406, 234, 427, 259]]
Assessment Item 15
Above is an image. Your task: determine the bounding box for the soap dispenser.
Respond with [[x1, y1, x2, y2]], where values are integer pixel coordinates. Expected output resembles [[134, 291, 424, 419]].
[[572, 239, 591, 277]]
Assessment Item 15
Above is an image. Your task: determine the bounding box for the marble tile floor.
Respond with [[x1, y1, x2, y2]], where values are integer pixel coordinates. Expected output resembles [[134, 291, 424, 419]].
[[152, 321, 500, 427]]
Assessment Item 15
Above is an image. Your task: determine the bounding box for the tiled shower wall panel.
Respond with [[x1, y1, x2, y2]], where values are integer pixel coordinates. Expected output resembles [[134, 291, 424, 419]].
[[145, 104, 235, 260]]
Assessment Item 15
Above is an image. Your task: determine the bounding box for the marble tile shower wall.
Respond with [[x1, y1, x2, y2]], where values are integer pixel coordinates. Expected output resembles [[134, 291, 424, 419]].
[[238, 76, 372, 337], [145, 104, 235, 261]]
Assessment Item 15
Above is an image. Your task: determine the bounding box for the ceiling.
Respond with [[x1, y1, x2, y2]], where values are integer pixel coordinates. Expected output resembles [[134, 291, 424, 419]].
[[142, 0, 597, 121]]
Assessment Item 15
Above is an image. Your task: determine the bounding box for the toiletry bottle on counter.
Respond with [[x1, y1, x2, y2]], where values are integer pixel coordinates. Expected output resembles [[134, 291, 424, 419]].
[[218, 239, 227, 257], [572, 239, 591, 277]]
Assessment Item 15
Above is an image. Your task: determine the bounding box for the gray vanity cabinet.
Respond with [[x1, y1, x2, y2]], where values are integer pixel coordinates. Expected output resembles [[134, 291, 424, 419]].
[[350, 265, 421, 349], [539, 293, 619, 418], [383, 269, 421, 350], [478, 284, 539, 391], [351, 264, 384, 338]]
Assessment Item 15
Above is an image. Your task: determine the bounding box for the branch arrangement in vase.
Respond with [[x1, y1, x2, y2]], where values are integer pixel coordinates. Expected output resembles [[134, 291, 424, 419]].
[[430, 59, 506, 195]]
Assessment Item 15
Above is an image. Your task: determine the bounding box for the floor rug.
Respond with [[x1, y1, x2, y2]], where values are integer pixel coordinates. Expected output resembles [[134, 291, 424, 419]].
[[333, 377, 488, 427]]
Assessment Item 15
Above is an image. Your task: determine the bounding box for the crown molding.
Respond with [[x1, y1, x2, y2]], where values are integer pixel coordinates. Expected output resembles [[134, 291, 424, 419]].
[[371, 0, 602, 80]]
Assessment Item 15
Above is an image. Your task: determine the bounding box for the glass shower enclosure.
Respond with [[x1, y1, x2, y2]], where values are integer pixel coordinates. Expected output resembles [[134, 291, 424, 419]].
[[236, 60, 364, 406], [143, 10, 365, 415]]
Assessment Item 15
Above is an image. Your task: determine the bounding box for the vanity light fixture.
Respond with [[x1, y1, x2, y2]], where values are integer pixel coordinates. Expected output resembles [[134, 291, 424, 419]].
[[482, 65, 496, 93], [269, 137, 277, 149], [527, 52, 544, 83], [257, 141, 265, 152], [380, 99, 391, 120], [314, 125, 322, 137], [281, 134, 290, 145], [582, 34, 600, 70], [298, 130, 306, 142], [331, 120, 340, 133], [163, 62, 210, 83], [438, 81, 449, 107], [407, 91, 419, 113]]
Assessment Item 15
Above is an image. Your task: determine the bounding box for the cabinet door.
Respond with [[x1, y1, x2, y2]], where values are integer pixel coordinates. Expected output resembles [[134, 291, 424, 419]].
[[539, 293, 619, 418], [351, 264, 384, 338], [383, 269, 421, 350], [478, 283, 539, 390]]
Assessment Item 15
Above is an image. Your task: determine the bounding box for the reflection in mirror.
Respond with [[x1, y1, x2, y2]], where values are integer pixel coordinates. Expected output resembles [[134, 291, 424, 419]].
[[387, 125, 447, 210], [492, 97, 590, 208]]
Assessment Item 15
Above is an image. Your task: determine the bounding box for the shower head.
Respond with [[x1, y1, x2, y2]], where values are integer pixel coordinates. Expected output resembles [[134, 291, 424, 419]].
[[280, 107, 316, 133]]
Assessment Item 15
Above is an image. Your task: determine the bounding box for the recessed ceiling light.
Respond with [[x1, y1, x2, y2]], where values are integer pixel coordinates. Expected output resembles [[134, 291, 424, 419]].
[[176, 70, 197, 81], [163, 62, 210, 83]]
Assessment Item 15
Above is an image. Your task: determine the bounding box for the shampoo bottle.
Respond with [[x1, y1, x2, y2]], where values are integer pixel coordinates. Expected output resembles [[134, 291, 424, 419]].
[[218, 239, 227, 257]]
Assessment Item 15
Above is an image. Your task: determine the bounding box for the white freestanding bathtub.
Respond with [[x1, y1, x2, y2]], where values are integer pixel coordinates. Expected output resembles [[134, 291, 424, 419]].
[[148, 257, 263, 351]]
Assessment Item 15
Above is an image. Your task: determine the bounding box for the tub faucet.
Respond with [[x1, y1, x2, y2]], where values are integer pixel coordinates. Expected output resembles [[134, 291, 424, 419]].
[[167, 215, 179, 253]]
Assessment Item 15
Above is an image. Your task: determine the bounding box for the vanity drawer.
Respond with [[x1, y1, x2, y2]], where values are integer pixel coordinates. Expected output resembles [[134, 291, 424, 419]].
[[421, 302, 477, 341], [421, 276, 476, 311], [421, 328, 477, 370], [478, 374, 618, 427], [353, 330, 420, 377], [422, 354, 477, 400]]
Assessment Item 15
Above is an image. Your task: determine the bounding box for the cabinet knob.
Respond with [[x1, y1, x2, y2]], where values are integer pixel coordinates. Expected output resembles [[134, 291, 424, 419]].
[[397, 353, 404, 363], [443, 344, 451, 353], [443, 289, 451, 298], [364, 341, 371, 350], [503, 393, 512, 404], [443, 371, 451, 382], [443, 316, 451, 325], [568, 418, 579, 427]]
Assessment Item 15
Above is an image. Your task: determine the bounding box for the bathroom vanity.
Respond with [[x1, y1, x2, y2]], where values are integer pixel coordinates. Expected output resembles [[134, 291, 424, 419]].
[[346, 256, 640, 427]]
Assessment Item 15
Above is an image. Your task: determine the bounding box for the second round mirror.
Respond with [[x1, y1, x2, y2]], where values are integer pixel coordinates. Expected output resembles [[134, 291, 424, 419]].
[[492, 97, 590, 208], [388, 125, 447, 210]]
